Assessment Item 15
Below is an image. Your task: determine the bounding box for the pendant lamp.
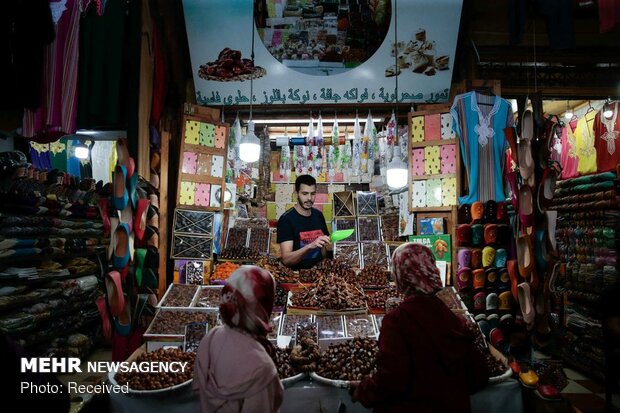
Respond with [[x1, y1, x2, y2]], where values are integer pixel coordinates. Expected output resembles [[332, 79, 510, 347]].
[[385, 0, 408, 189], [239, 6, 260, 163]]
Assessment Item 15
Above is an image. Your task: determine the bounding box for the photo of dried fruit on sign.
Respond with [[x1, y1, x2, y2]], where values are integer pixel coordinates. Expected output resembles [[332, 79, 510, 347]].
[[198, 48, 266, 82], [255, 0, 392, 76], [385, 27, 450, 77]]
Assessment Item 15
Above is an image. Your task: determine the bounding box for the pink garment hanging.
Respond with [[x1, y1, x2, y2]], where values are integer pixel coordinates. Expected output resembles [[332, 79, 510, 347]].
[[22, 0, 80, 143], [559, 119, 579, 179]]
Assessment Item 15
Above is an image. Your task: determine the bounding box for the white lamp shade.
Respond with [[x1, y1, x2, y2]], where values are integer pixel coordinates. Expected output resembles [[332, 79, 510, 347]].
[[74, 143, 89, 160], [239, 121, 261, 163], [564, 110, 573, 120], [386, 146, 408, 188], [603, 107, 613, 119], [386, 160, 408, 189]]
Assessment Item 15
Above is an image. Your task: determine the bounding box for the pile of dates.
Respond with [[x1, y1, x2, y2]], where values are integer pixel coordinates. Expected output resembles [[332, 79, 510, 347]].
[[160, 284, 198, 307], [355, 264, 391, 287], [291, 274, 366, 310], [316, 338, 378, 381], [198, 48, 255, 79], [270, 346, 298, 379], [274, 285, 288, 308], [115, 348, 195, 391], [365, 285, 403, 309], [290, 337, 321, 373], [148, 310, 218, 335], [219, 245, 261, 260], [298, 257, 355, 283], [256, 256, 298, 283]]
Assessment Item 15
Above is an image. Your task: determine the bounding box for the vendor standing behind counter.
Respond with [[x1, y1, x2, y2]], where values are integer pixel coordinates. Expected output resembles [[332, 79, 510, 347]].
[[277, 174, 331, 270]]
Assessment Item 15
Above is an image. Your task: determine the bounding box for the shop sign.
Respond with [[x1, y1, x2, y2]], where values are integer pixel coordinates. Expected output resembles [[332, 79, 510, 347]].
[[183, 0, 462, 106], [408, 234, 451, 263]]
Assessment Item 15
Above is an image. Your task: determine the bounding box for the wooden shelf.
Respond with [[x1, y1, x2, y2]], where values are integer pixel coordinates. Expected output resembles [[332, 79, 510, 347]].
[[411, 173, 456, 181], [410, 206, 455, 212], [410, 138, 457, 148]]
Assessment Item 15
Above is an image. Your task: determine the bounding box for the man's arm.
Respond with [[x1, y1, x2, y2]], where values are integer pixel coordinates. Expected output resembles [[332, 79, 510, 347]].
[[280, 236, 330, 267]]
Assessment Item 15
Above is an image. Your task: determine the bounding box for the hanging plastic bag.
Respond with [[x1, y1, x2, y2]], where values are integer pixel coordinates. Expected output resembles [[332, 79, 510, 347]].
[[364, 111, 377, 178], [342, 134, 352, 182], [352, 116, 362, 177], [386, 111, 397, 162], [327, 145, 336, 183], [280, 145, 291, 181]]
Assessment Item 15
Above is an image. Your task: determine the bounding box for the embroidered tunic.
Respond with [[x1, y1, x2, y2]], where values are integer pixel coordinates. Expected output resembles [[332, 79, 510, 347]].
[[594, 102, 620, 172], [451, 91, 513, 204]]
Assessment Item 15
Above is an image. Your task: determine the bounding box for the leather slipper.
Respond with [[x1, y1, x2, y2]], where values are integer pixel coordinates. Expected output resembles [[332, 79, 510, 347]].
[[105, 270, 125, 317]]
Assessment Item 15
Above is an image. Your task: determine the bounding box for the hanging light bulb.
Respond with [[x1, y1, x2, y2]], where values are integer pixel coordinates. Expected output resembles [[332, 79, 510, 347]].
[[603, 98, 614, 119], [239, 120, 260, 163], [385, 0, 407, 190], [74, 141, 89, 160], [239, 4, 260, 163], [564, 101, 574, 120], [386, 146, 408, 189]]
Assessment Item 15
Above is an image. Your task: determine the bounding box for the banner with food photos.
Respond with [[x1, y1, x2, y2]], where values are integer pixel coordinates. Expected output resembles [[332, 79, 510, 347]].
[[183, 0, 463, 106]]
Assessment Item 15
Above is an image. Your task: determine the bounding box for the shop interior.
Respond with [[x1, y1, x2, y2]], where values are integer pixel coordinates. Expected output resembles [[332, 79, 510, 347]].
[[0, 1, 619, 412]]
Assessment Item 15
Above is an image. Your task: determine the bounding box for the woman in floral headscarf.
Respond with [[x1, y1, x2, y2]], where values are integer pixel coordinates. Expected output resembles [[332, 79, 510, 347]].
[[193, 266, 283, 413], [351, 243, 489, 413]]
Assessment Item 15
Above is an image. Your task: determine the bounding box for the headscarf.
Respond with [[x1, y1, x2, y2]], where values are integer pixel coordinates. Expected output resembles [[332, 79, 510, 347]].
[[219, 265, 275, 336], [391, 243, 443, 296]]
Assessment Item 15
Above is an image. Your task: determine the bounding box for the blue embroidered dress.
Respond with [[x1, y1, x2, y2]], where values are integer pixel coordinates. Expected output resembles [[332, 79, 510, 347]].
[[451, 91, 514, 204]]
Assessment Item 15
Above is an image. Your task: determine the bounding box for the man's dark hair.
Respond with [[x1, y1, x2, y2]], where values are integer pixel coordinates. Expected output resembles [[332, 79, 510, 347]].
[[295, 174, 317, 192]]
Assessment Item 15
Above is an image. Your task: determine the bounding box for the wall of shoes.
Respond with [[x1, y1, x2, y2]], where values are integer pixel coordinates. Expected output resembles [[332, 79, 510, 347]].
[[0, 161, 107, 358], [548, 171, 619, 381]]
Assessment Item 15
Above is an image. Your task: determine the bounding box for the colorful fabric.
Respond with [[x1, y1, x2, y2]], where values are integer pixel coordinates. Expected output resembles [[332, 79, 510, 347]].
[[219, 265, 275, 336], [451, 92, 513, 203], [594, 102, 620, 172], [22, 0, 80, 142], [559, 120, 579, 178], [391, 243, 442, 296], [575, 110, 598, 175]]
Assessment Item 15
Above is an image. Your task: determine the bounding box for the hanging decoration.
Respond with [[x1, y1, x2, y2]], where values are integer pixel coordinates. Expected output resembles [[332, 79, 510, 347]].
[[386, 111, 397, 162], [364, 111, 377, 180], [315, 115, 324, 177], [280, 145, 291, 181], [352, 115, 362, 179], [342, 132, 352, 182], [294, 145, 307, 175]]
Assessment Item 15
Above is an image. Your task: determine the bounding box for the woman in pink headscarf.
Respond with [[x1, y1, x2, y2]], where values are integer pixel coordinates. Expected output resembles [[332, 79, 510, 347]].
[[351, 243, 489, 413], [193, 265, 283, 413]]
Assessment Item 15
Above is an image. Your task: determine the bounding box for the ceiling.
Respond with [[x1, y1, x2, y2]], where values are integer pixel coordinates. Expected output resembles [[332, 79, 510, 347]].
[[461, 0, 620, 98]]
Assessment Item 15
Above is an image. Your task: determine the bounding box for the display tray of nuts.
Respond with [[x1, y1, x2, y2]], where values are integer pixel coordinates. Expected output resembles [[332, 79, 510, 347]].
[[269, 346, 307, 386], [364, 286, 403, 313], [354, 263, 392, 289], [109, 348, 195, 395], [311, 337, 379, 388], [344, 315, 378, 339], [157, 283, 200, 308], [145, 308, 220, 336], [287, 276, 368, 315], [360, 243, 390, 270], [191, 286, 223, 308]]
